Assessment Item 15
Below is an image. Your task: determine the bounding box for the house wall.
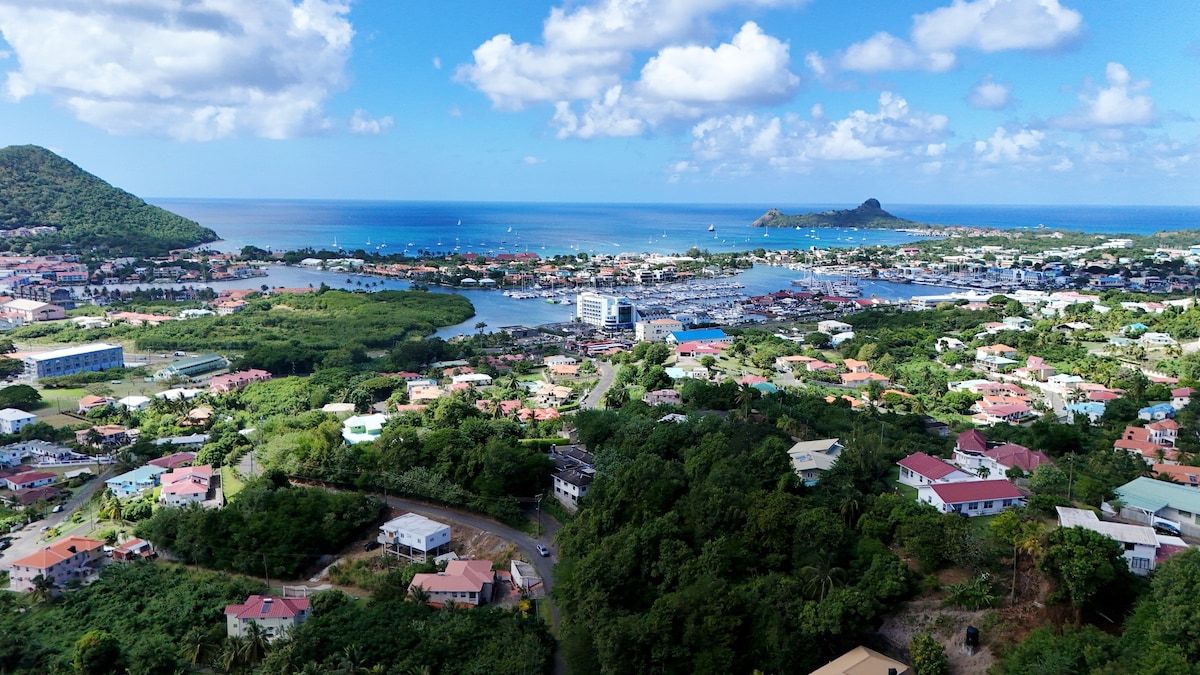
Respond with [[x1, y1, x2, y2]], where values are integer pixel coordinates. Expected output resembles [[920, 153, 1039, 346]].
[[1122, 543, 1157, 575], [426, 588, 484, 606], [920, 488, 1024, 516], [553, 476, 588, 511], [227, 615, 305, 639]]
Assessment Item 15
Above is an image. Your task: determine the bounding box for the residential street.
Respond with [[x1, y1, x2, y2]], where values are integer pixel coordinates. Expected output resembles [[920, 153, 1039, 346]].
[[1, 468, 111, 570], [581, 359, 615, 409]]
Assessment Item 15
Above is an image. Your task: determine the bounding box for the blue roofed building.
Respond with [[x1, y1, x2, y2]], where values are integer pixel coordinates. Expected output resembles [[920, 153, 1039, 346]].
[[1066, 402, 1105, 424], [1138, 403, 1176, 421], [666, 328, 730, 345], [105, 465, 168, 499]]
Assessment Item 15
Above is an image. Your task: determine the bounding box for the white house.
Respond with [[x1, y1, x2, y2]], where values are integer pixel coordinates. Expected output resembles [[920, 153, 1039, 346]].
[[935, 337, 966, 353], [817, 320, 852, 334], [377, 513, 451, 562], [0, 408, 36, 435], [896, 452, 974, 487], [917, 480, 1026, 517], [787, 438, 843, 485], [224, 596, 309, 640], [116, 396, 152, 412], [450, 373, 493, 386], [1139, 332, 1177, 348], [543, 355, 578, 367], [342, 413, 389, 444], [158, 465, 214, 507], [1056, 507, 1159, 575]]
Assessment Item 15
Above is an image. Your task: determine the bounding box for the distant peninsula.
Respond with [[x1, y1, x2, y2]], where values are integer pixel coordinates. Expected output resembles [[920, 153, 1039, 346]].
[[750, 199, 931, 230], [0, 144, 218, 256]]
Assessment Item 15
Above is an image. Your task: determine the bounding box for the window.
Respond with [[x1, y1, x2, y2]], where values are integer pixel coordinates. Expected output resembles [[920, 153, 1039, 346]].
[[1131, 557, 1151, 570], [1124, 542, 1136, 551], [983, 501, 994, 509], [967, 502, 979, 510]]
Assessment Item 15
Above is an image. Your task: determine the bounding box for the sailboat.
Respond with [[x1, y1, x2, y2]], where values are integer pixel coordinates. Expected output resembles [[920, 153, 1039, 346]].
[[507, 226, 513, 233], [332, 236, 339, 248], [366, 236, 371, 246], [708, 224, 715, 232]]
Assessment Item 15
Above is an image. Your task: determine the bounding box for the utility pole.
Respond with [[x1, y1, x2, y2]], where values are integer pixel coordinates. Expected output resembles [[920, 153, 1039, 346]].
[[535, 493, 543, 538]]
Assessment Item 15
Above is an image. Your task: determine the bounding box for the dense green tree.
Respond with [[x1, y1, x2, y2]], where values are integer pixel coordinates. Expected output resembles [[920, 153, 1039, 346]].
[[0, 384, 41, 411], [72, 630, 122, 675], [1040, 526, 1127, 624], [910, 634, 949, 675]]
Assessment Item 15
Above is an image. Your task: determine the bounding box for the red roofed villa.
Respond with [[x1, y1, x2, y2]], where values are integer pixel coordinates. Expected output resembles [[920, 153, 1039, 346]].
[[225, 595, 310, 639], [917, 479, 1026, 517], [408, 559, 496, 606], [896, 452, 973, 487]]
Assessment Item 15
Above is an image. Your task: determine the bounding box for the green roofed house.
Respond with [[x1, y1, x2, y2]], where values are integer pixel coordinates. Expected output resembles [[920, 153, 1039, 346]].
[[1110, 476, 1200, 537], [154, 353, 228, 381]]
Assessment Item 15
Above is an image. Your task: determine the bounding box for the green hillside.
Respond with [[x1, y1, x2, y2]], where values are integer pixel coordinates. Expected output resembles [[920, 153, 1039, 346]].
[[750, 198, 930, 230], [0, 144, 217, 256]]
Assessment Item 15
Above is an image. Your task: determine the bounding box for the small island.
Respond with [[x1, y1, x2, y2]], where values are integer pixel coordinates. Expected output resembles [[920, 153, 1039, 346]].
[[750, 198, 931, 230]]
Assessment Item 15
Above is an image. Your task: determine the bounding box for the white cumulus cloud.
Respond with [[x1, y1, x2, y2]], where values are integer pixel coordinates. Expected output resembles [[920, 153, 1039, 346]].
[[689, 92, 949, 170], [0, 0, 354, 140], [1053, 62, 1156, 129], [974, 125, 1046, 163], [349, 110, 394, 135], [840, 0, 1082, 73], [0, 0, 352, 139], [967, 75, 1013, 109], [458, 1, 804, 136]]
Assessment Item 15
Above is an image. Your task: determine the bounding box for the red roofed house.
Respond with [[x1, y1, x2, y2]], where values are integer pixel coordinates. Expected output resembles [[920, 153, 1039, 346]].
[[4, 470, 56, 491], [6, 536, 104, 593], [955, 429, 988, 454], [225, 595, 310, 640], [643, 389, 683, 406], [983, 442, 1055, 475], [147, 451, 196, 469], [158, 465, 215, 507], [1154, 464, 1200, 488], [674, 341, 726, 358], [112, 538, 155, 562], [209, 369, 273, 394], [917, 479, 1026, 516], [77, 395, 115, 413], [897, 452, 974, 487], [973, 402, 1032, 425], [408, 559, 496, 606], [843, 359, 869, 373], [1173, 388, 1196, 410], [841, 371, 890, 385], [1115, 427, 1178, 465], [1147, 419, 1179, 447]]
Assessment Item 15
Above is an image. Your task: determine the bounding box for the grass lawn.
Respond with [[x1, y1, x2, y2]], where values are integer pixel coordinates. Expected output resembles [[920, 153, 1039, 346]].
[[222, 465, 246, 499], [889, 466, 918, 499]]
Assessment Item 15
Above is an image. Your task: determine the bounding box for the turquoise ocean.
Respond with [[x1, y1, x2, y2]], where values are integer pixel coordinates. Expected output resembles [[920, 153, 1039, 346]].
[[148, 199, 1200, 337]]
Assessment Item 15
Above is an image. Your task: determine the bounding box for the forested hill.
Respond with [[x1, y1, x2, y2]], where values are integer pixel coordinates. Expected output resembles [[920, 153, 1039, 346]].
[[750, 198, 930, 230], [0, 144, 218, 256]]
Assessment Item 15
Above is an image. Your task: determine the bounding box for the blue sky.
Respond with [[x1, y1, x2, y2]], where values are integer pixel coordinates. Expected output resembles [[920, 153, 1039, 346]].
[[0, 1, 1196, 205]]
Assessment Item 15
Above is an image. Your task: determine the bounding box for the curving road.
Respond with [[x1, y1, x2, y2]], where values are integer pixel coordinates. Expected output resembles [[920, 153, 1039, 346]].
[[581, 359, 616, 409]]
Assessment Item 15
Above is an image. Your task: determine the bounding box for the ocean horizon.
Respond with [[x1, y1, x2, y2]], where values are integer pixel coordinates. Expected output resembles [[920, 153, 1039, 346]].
[[153, 198, 1200, 259]]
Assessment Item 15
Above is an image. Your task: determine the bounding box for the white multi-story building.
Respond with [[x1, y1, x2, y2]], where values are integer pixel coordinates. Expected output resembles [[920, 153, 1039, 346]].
[[635, 318, 684, 343], [0, 408, 36, 435], [576, 292, 635, 330], [1056, 507, 1159, 575], [377, 513, 451, 562], [23, 343, 124, 380]]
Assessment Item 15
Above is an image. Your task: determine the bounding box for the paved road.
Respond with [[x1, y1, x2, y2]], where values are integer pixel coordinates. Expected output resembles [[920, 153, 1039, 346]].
[[581, 359, 615, 409], [1, 468, 112, 568], [379, 496, 568, 675]]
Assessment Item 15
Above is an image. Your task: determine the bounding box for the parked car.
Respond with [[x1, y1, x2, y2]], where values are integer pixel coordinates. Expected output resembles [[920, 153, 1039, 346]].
[[174, 351, 187, 356], [536, 544, 550, 557], [364, 541, 381, 551], [51, 504, 63, 513]]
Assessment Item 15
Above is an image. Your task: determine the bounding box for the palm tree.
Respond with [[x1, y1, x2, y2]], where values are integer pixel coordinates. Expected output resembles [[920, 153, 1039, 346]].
[[179, 627, 217, 668], [734, 383, 758, 420], [474, 321, 488, 334], [29, 574, 56, 604], [218, 636, 247, 674], [602, 386, 629, 409], [242, 622, 270, 668], [408, 585, 431, 605], [800, 552, 846, 601]]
